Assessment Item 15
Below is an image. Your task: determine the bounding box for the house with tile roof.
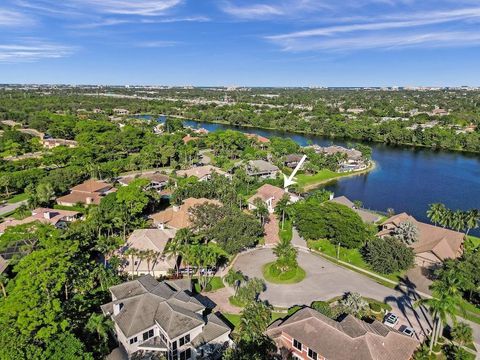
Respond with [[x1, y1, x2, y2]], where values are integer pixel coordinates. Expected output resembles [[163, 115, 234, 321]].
[[266, 307, 418, 360], [118, 172, 170, 192], [123, 229, 177, 277], [329, 196, 382, 224], [378, 213, 465, 267], [246, 160, 279, 179], [248, 184, 298, 214], [101, 275, 231, 359], [56, 179, 116, 206], [0, 207, 80, 235], [176, 165, 230, 182], [150, 198, 222, 230]]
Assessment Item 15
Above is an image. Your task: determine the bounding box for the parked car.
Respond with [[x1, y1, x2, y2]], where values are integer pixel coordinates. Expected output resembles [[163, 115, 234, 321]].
[[401, 326, 415, 337], [383, 313, 399, 327]]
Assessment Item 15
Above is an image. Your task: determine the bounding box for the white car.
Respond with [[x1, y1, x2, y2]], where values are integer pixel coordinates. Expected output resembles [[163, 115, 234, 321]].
[[383, 313, 399, 327], [401, 326, 415, 337]]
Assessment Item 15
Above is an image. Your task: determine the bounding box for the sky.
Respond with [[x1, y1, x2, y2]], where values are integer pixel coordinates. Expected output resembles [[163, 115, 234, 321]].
[[1, 0, 480, 87]]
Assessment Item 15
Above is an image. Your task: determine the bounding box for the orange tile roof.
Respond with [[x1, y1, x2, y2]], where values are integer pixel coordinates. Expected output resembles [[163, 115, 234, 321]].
[[248, 184, 287, 208]]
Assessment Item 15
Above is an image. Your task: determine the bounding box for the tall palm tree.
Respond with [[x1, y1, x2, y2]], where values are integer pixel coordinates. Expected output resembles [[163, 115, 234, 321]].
[[427, 203, 446, 226], [464, 209, 479, 236], [450, 210, 465, 232], [252, 198, 269, 227], [123, 248, 138, 279], [165, 238, 183, 277], [274, 194, 291, 230], [415, 288, 460, 354], [86, 313, 113, 344]]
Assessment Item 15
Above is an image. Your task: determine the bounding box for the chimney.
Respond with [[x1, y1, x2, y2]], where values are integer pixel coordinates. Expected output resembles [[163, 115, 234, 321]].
[[329, 193, 334, 201], [86, 197, 93, 205], [113, 302, 124, 315], [43, 211, 53, 220]]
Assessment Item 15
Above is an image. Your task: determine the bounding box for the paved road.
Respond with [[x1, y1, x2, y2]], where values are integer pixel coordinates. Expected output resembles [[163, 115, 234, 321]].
[[0, 200, 27, 217], [233, 247, 480, 349]]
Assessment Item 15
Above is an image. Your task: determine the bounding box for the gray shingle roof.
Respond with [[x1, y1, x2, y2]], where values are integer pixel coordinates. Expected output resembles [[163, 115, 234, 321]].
[[191, 313, 231, 347]]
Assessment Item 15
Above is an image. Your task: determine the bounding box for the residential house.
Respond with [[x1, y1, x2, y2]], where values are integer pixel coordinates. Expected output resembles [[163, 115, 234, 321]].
[[183, 135, 199, 144], [246, 160, 279, 179], [118, 172, 170, 192], [329, 196, 381, 224], [176, 165, 230, 182], [41, 138, 78, 149], [56, 179, 116, 206], [101, 275, 231, 359], [0, 207, 80, 235], [245, 133, 270, 146], [266, 307, 418, 360], [248, 184, 297, 214], [123, 228, 177, 277], [113, 108, 130, 116], [284, 154, 304, 169], [307, 145, 367, 172], [150, 198, 222, 230], [378, 213, 465, 267]]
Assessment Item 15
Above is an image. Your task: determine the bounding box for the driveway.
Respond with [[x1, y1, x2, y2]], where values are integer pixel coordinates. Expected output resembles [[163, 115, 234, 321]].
[[233, 248, 479, 347], [0, 200, 27, 217]]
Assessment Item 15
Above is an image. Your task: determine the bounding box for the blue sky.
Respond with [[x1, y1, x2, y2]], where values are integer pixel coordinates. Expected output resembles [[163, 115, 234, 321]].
[[1, 0, 480, 86]]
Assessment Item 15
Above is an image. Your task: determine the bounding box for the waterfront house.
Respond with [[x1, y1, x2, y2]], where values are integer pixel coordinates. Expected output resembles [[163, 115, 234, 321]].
[[246, 160, 279, 179], [118, 172, 170, 192], [378, 213, 465, 267], [329, 196, 381, 224], [183, 135, 200, 144], [101, 275, 231, 359], [176, 165, 230, 182], [113, 108, 130, 115], [248, 184, 298, 214], [265, 307, 418, 360], [245, 133, 270, 146], [284, 154, 304, 169], [41, 137, 78, 149], [122, 228, 177, 277], [56, 179, 116, 206], [0, 207, 80, 235], [150, 198, 222, 230]]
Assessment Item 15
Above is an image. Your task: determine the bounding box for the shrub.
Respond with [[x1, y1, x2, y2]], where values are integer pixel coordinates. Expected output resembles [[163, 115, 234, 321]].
[[362, 236, 415, 274], [295, 201, 370, 248], [288, 305, 303, 316], [451, 322, 473, 345], [311, 301, 335, 319]]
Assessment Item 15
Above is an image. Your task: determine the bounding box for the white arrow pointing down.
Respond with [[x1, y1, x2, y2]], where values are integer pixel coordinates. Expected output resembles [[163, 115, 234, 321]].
[[283, 154, 307, 189]]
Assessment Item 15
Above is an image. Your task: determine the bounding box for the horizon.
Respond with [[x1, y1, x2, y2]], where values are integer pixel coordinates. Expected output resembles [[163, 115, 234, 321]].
[[1, 1, 480, 86]]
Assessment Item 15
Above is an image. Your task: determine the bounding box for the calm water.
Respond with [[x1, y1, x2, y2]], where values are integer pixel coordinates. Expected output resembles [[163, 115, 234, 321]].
[[151, 116, 480, 234]]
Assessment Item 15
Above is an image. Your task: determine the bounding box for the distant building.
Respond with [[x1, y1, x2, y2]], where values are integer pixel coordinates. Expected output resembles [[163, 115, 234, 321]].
[[284, 154, 304, 169], [176, 165, 229, 182], [183, 135, 200, 144], [0, 207, 80, 235], [246, 160, 279, 179], [101, 275, 231, 359], [245, 133, 270, 145], [118, 172, 170, 192], [150, 198, 222, 230], [42, 138, 78, 149], [56, 179, 116, 206], [378, 213, 465, 267], [266, 307, 418, 360], [113, 108, 130, 115]]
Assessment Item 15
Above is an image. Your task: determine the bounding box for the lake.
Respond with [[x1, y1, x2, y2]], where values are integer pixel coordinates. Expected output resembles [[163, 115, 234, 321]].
[[152, 115, 480, 234]]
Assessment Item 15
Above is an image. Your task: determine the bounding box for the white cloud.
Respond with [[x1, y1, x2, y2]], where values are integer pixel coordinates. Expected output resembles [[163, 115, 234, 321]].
[[0, 40, 76, 62], [0, 8, 34, 26], [137, 40, 179, 48], [221, 2, 285, 19]]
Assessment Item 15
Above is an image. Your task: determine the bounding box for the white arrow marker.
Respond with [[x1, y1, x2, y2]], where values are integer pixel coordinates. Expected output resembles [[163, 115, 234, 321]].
[[283, 155, 307, 189]]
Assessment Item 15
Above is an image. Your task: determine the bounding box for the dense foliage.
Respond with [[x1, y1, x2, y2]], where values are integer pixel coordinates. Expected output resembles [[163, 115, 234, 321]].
[[362, 236, 415, 274]]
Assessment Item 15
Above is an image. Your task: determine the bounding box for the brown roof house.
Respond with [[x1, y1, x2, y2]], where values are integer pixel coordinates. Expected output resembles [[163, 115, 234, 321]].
[[284, 154, 304, 169], [0, 207, 80, 235], [118, 172, 170, 192], [248, 184, 298, 214], [329, 196, 382, 224], [123, 228, 177, 277], [266, 307, 418, 360], [42, 138, 78, 149], [246, 160, 279, 179], [101, 275, 231, 359], [378, 213, 465, 267], [57, 179, 116, 206], [150, 198, 222, 230], [176, 165, 230, 182]]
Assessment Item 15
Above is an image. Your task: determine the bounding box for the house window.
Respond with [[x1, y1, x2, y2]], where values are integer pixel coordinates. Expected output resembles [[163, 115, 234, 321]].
[[179, 334, 191, 346], [293, 339, 302, 351], [143, 329, 154, 341], [179, 348, 191, 360], [129, 336, 138, 345], [308, 348, 318, 360]]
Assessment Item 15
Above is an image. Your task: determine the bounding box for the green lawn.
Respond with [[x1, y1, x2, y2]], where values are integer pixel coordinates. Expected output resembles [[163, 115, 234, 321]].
[[262, 262, 306, 284], [6, 193, 28, 203], [193, 276, 225, 293], [296, 169, 342, 188], [465, 235, 480, 253], [307, 239, 403, 283]]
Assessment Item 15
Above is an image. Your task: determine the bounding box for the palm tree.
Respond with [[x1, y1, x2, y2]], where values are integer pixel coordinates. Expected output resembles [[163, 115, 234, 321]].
[[252, 198, 269, 227], [463, 209, 479, 236], [224, 269, 246, 296], [450, 210, 465, 232], [86, 313, 113, 344], [136, 250, 148, 276], [427, 203, 447, 226], [393, 221, 419, 245], [340, 292, 369, 317], [165, 238, 183, 277], [451, 322, 473, 346], [415, 288, 460, 354], [274, 194, 291, 230], [124, 248, 138, 279], [273, 237, 298, 272], [0, 274, 8, 298]]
